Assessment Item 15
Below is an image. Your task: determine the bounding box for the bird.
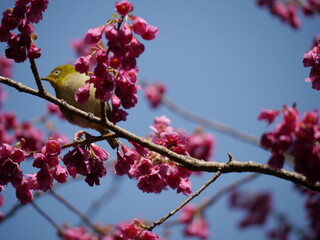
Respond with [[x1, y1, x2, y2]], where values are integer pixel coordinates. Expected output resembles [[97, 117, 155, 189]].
[[41, 64, 119, 149]]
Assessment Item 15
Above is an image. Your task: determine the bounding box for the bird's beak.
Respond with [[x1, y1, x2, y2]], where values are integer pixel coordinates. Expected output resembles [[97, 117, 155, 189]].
[[41, 77, 48, 81]]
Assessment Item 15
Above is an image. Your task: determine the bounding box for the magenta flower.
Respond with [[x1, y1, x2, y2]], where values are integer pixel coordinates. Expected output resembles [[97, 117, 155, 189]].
[[305, 64, 320, 90], [303, 48, 318, 67], [144, 82, 166, 108], [84, 25, 105, 44], [105, 24, 119, 41], [75, 55, 91, 73], [258, 108, 280, 125], [0, 56, 14, 78], [141, 25, 159, 41], [63, 144, 109, 186], [229, 190, 272, 228], [115, 0, 133, 16], [75, 83, 90, 104], [15, 180, 33, 205], [131, 16, 148, 35], [119, 23, 133, 44], [128, 37, 145, 58]]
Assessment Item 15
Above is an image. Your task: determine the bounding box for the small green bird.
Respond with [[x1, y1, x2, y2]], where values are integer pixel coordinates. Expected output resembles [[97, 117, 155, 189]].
[[42, 64, 119, 149]]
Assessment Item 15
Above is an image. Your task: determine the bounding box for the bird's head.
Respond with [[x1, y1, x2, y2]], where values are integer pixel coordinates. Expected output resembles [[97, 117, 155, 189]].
[[41, 65, 76, 88]]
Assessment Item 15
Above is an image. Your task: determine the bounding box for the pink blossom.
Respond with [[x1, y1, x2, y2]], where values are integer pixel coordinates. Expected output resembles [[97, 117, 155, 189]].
[[128, 37, 145, 58], [177, 178, 192, 195], [15, 121, 44, 151], [115, 0, 133, 16], [53, 165, 68, 183], [42, 139, 62, 156], [25, 0, 48, 23], [74, 55, 91, 73], [258, 108, 280, 125], [119, 23, 133, 44], [1, 9, 18, 30], [63, 226, 93, 240], [140, 230, 159, 240], [104, 24, 119, 41], [15, 180, 33, 204], [46, 103, 65, 119], [131, 16, 148, 35], [303, 48, 318, 67], [17, 19, 34, 35], [27, 42, 41, 59], [229, 190, 272, 228], [305, 64, 320, 90], [75, 83, 90, 104], [84, 25, 105, 44], [179, 204, 198, 223], [144, 82, 166, 108], [0, 56, 14, 78], [150, 115, 173, 133], [184, 216, 209, 239], [186, 131, 214, 161], [63, 144, 109, 186], [141, 25, 159, 41], [115, 150, 131, 176]]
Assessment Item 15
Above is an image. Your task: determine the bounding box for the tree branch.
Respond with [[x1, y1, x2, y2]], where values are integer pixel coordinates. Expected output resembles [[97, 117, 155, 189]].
[[146, 167, 224, 230], [1, 76, 319, 192]]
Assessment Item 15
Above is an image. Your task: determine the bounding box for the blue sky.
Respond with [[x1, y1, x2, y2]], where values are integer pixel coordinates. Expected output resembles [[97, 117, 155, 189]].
[[1, 1, 320, 239]]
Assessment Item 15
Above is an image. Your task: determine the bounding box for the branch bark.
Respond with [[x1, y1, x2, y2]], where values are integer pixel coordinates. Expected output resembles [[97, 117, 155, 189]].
[[1, 75, 319, 192]]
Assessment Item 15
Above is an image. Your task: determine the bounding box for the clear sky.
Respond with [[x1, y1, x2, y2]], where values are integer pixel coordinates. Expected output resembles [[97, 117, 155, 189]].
[[0, 1, 320, 239]]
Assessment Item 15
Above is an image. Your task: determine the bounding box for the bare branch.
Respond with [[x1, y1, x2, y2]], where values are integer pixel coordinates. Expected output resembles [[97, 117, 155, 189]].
[[31, 201, 63, 235], [146, 167, 224, 230], [49, 190, 104, 236]]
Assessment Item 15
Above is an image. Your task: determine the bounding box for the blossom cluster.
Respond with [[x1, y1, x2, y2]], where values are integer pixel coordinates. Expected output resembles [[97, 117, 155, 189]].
[[229, 190, 272, 228], [114, 116, 214, 195], [259, 106, 320, 183], [0, 0, 48, 62], [179, 204, 209, 239], [63, 143, 110, 187], [73, 0, 159, 124], [0, 86, 71, 204], [303, 37, 320, 90], [61, 219, 160, 240], [256, 0, 320, 29]]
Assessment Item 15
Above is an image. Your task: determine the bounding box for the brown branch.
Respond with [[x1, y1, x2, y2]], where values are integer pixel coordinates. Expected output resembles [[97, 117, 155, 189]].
[[146, 166, 225, 230], [198, 173, 260, 213], [1, 76, 319, 192], [145, 153, 235, 230], [31, 201, 63, 235], [29, 58, 46, 94], [49, 190, 104, 236]]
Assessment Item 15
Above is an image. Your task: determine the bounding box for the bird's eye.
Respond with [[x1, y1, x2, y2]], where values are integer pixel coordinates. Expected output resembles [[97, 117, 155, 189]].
[[54, 70, 61, 75]]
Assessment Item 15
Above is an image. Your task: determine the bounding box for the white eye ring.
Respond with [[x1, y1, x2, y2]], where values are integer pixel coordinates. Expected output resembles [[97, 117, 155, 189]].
[[54, 70, 61, 75]]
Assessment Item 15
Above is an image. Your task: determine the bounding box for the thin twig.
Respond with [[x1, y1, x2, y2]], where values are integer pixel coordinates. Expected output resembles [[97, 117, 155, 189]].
[[81, 175, 122, 222], [29, 58, 46, 94], [198, 173, 260, 213], [49, 190, 104, 236], [100, 101, 107, 126], [146, 171, 223, 231], [145, 154, 235, 231], [31, 201, 63, 235]]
